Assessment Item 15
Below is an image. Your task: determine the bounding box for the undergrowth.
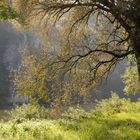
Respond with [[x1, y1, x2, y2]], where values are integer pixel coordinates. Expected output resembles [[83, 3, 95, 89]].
[[0, 93, 140, 140]]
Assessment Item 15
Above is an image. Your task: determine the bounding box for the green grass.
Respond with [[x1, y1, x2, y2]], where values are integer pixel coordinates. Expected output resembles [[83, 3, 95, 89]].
[[1, 94, 140, 140], [0, 112, 140, 140]]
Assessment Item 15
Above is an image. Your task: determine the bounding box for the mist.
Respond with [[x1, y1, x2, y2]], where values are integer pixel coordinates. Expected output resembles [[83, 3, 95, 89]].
[[0, 22, 38, 106]]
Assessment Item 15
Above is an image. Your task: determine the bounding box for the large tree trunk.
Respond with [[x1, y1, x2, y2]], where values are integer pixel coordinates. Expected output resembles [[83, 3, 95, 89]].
[[131, 28, 140, 77]]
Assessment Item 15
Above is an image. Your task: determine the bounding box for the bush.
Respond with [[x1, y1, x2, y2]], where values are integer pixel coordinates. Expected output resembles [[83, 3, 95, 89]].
[[95, 92, 140, 115], [61, 106, 92, 121], [8, 99, 50, 121]]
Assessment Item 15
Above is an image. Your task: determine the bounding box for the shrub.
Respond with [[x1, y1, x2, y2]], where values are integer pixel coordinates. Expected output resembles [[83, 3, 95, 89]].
[[95, 92, 140, 115], [8, 99, 50, 121], [61, 106, 92, 121]]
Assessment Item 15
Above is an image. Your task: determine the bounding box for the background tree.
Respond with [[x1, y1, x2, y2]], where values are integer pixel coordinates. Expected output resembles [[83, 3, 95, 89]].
[[0, 0, 18, 20], [13, 45, 48, 101], [122, 55, 140, 95]]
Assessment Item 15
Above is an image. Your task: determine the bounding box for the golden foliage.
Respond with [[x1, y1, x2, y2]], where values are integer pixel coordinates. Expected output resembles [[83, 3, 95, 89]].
[[13, 47, 48, 100]]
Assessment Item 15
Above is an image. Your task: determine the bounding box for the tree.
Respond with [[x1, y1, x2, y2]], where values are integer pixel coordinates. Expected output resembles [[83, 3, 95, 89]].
[[0, 0, 18, 20], [122, 55, 140, 94], [13, 0, 140, 79], [11, 0, 140, 109], [13, 46, 48, 101]]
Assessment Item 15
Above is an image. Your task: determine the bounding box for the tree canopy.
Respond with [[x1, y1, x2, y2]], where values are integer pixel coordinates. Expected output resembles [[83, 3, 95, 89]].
[[0, 0, 18, 20], [12, 0, 140, 78], [11, 0, 140, 106]]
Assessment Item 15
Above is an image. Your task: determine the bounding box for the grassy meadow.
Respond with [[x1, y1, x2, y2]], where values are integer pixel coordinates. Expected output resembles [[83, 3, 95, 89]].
[[0, 94, 140, 140]]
